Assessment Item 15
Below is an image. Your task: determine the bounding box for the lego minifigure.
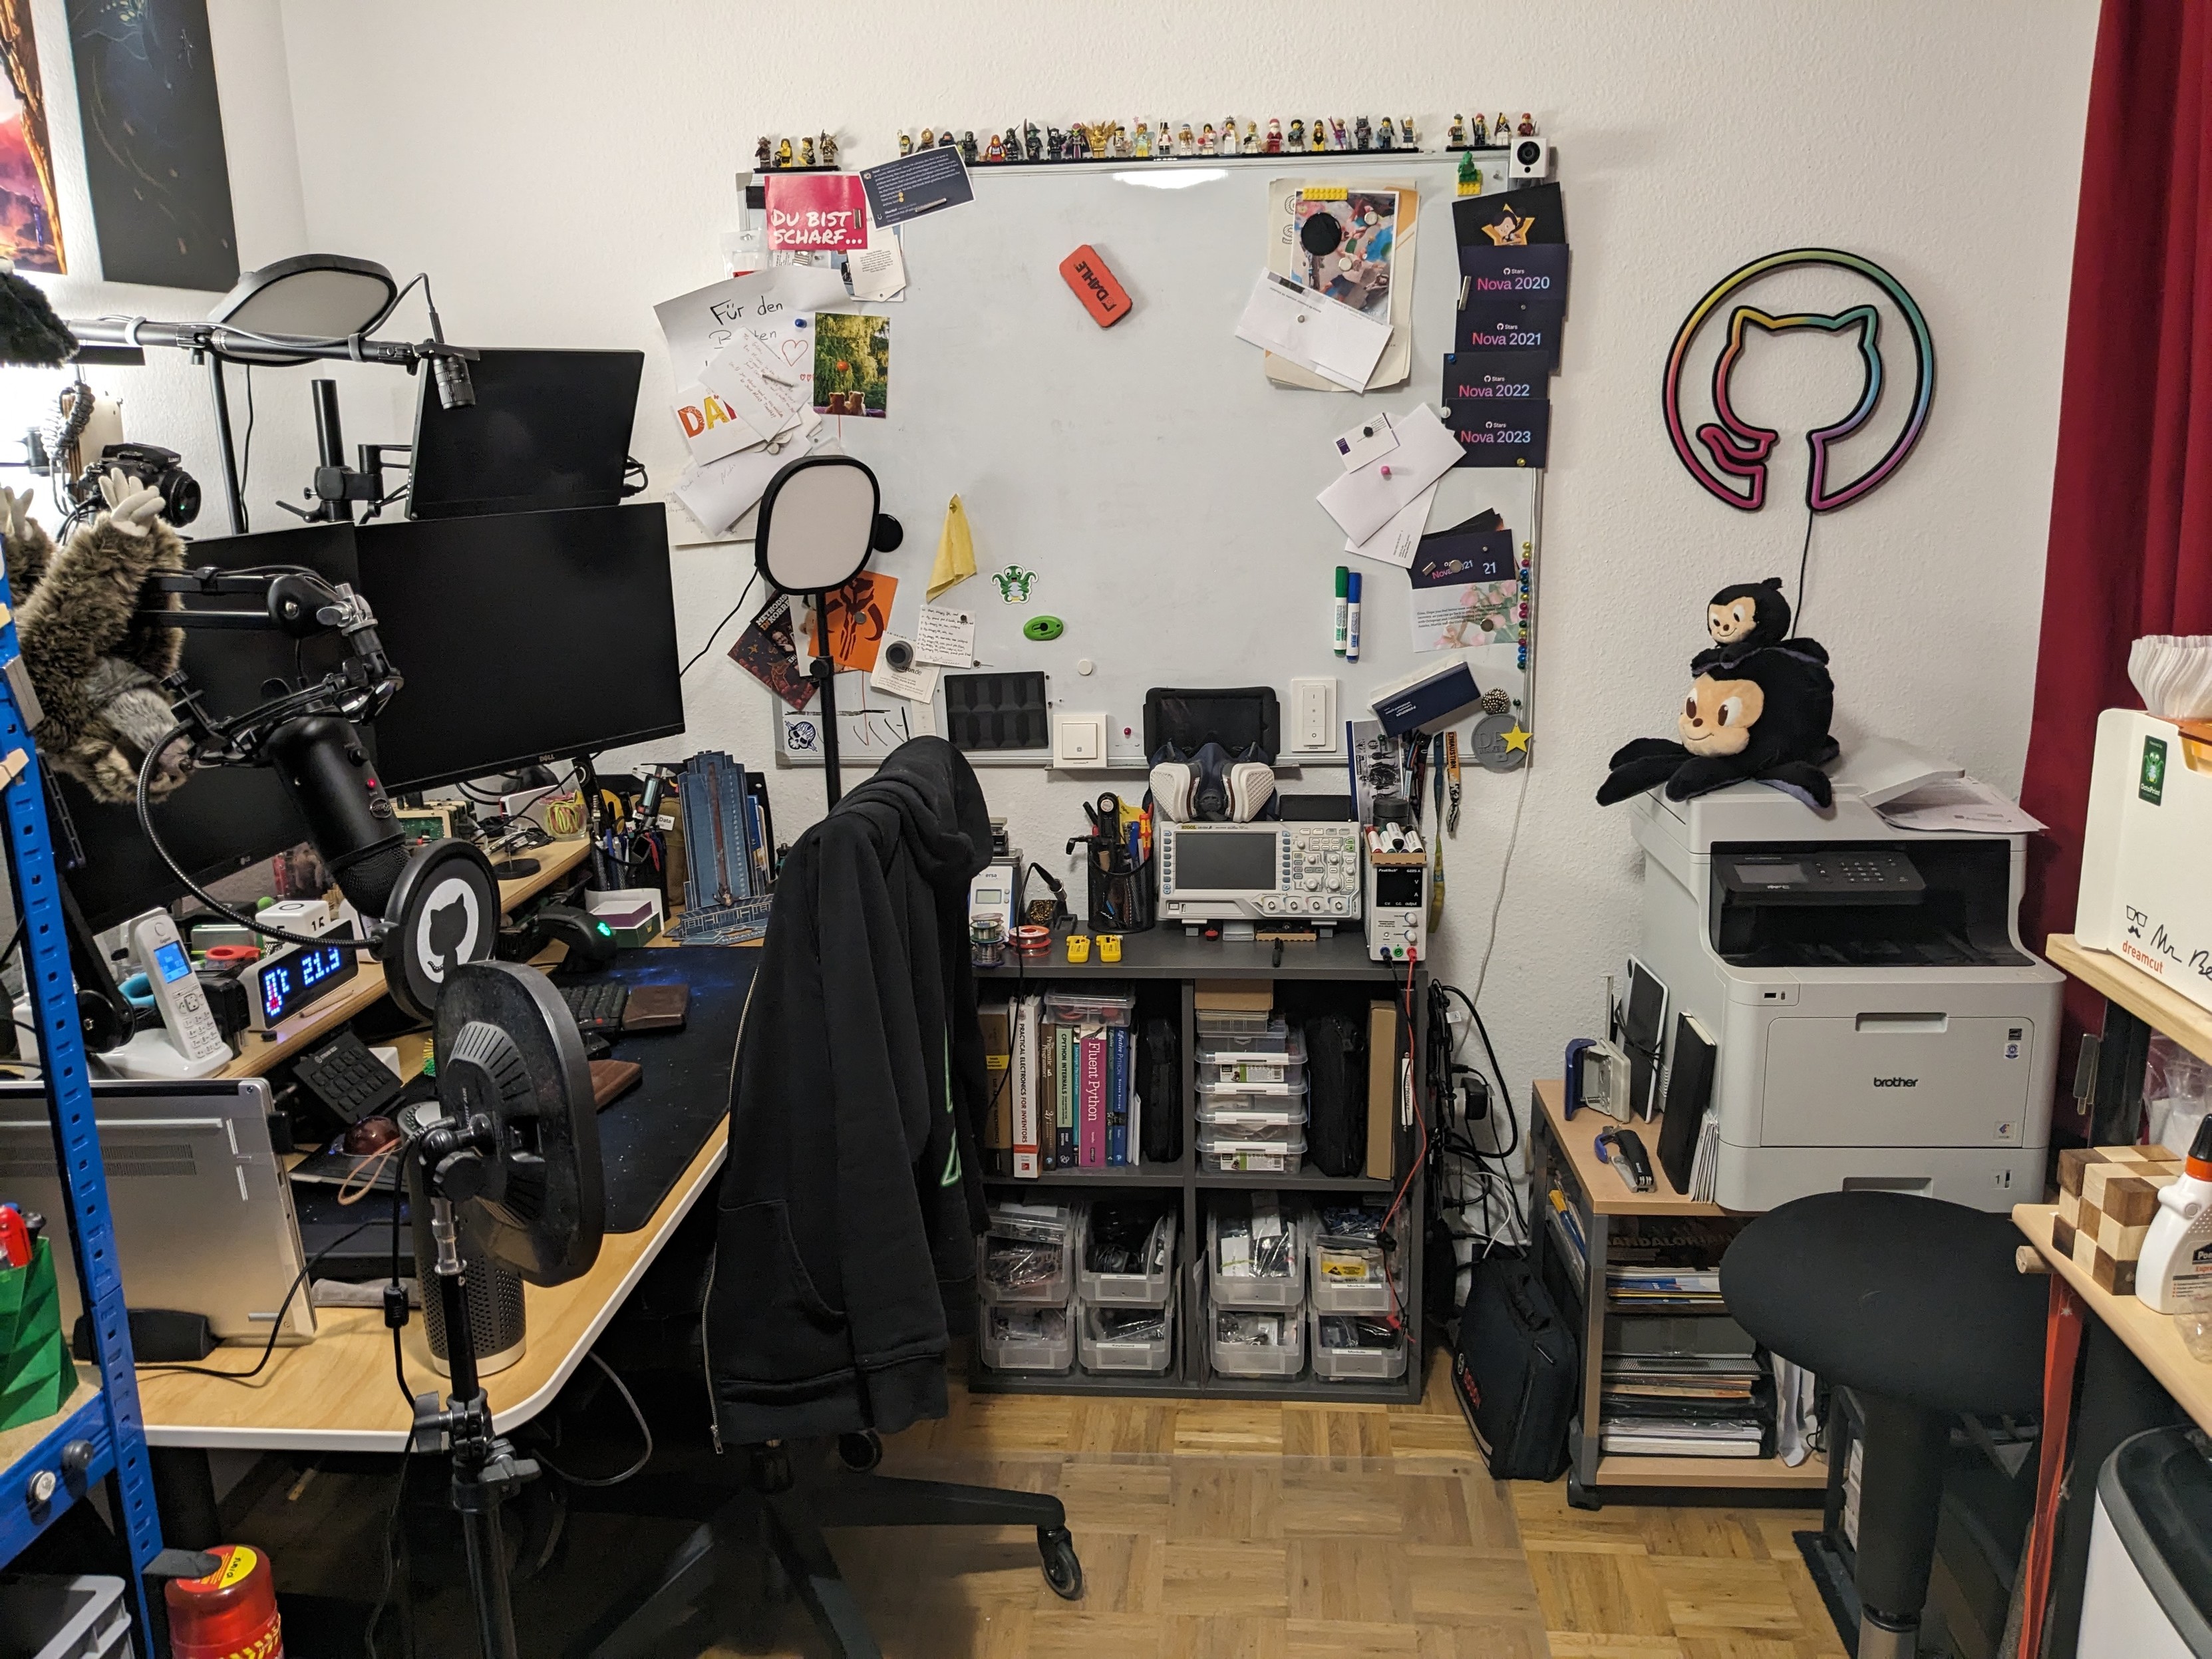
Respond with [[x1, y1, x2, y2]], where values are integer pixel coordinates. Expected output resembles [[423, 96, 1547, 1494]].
[[1025, 122, 1044, 162], [1330, 118, 1349, 150], [1470, 112, 1488, 146], [1245, 120, 1260, 152], [985, 134, 1005, 162], [1377, 117, 1395, 151], [1288, 118, 1305, 150], [799, 136, 816, 167], [1495, 112, 1511, 142], [959, 131, 978, 164], [1400, 116, 1416, 148], [1310, 117, 1326, 152], [897, 130, 913, 157], [1265, 117, 1283, 154], [1354, 116, 1372, 150], [776, 138, 794, 167], [1449, 114, 1466, 147], [919, 128, 935, 150], [1517, 112, 1536, 136], [1178, 122, 1195, 154], [1134, 121, 1152, 158], [1201, 122, 1217, 156], [756, 135, 774, 168], [1004, 127, 1021, 161], [819, 132, 839, 166], [938, 128, 957, 147]]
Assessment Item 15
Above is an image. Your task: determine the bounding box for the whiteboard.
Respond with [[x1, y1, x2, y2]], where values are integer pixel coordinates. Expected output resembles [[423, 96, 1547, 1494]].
[[782, 154, 1543, 769]]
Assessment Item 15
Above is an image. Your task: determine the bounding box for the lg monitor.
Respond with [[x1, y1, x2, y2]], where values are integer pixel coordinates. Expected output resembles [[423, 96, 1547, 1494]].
[[406, 348, 643, 520]]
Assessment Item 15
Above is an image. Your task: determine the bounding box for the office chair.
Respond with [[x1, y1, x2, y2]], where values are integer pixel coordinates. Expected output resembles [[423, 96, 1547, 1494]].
[[1721, 1191, 2047, 1659]]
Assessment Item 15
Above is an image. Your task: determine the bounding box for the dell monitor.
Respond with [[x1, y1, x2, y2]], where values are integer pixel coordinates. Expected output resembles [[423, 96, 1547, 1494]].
[[406, 348, 643, 520], [350, 502, 683, 792]]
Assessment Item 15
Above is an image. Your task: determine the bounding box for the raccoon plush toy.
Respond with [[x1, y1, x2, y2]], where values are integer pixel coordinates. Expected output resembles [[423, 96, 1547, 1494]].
[[5, 473, 190, 804], [1597, 576, 1839, 810]]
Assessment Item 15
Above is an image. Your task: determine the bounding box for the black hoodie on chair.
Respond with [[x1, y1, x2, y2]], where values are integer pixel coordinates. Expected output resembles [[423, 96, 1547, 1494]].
[[705, 736, 994, 1445]]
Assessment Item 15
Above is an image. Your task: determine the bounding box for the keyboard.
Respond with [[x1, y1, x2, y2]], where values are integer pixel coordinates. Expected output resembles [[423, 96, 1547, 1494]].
[[559, 980, 631, 1037], [293, 1030, 403, 1124]]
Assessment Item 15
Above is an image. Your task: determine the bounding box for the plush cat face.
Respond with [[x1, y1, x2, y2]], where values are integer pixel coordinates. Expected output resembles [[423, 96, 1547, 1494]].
[[1708, 595, 1761, 644], [1679, 675, 1764, 755]]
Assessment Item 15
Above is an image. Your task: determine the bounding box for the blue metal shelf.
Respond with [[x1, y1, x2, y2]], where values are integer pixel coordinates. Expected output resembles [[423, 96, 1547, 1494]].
[[0, 577, 163, 1642]]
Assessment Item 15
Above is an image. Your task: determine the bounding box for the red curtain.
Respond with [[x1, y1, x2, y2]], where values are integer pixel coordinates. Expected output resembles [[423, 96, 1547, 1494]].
[[2020, 0, 2212, 1119]]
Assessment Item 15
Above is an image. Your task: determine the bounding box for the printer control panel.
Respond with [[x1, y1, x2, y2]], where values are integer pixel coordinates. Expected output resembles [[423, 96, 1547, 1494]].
[[1717, 848, 1926, 897]]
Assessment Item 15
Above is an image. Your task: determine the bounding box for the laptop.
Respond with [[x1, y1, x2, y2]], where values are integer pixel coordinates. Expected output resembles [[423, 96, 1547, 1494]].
[[0, 1078, 315, 1346]]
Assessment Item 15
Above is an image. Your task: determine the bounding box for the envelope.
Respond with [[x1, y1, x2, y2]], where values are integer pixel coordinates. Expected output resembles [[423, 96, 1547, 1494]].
[[1235, 270, 1390, 392], [1316, 404, 1465, 543]]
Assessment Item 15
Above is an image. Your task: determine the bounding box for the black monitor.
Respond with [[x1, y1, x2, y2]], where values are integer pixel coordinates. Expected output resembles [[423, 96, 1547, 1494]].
[[59, 524, 359, 932], [406, 349, 643, 520], [351, 503, 683, 792]]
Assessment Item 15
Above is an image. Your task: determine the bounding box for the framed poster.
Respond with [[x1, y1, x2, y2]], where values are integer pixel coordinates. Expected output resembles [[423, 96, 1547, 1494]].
[[0, 0, 65, 272]]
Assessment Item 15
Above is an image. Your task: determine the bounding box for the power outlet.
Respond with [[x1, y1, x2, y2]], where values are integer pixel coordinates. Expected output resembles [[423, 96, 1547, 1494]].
[[1289, 677, 1337, 752]]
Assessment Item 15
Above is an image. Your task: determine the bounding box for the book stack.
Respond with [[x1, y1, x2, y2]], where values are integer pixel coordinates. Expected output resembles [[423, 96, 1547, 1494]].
[[1002, 989, 1142, 1175], [1599, 1218, 1766, 1459]]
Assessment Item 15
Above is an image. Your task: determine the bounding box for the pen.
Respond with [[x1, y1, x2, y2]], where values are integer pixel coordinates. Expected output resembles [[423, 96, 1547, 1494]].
[[1333, 565, 1349, 656], [1344, 571, 1362, 662]]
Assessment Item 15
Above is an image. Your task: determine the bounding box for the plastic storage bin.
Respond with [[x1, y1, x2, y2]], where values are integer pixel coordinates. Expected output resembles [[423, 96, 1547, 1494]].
[[1044, 988, 1136, 1027], [1194, 1008, 1277, 1040], [1211, 1300, 1306, 1377], [979, 1304, 1074, 1372], [979, 1201, 1074, 1306], [1209, 1197, 1305, 1307], [1308, 1206, 1398, 1314], [1311, 1310, 1408, 1381], [1077, 1204, 1176, 1306], [1196, 1028, 1301, 1079], [1197, 1114, 1307, 1147], [1080, 1296, 1175, 1374], [1199, 1131, 1308, 1173], [0, 1575, 130, 1659]]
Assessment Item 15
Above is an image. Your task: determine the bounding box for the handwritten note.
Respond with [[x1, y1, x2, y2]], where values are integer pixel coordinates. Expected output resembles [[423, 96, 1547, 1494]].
[[913, 605, 976, 668]]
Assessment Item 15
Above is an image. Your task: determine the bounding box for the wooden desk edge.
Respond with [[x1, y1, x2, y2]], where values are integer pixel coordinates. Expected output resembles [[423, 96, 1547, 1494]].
[[140, 1113, 728, 1453], [2014, 1201, 2212, 1436], [2045, 933, 2212, 1071], [1534, 1078, 1741, 1217]]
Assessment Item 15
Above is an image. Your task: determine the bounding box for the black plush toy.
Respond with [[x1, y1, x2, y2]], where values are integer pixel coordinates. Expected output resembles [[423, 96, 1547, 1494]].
[[1597, 577, 1839, 810]]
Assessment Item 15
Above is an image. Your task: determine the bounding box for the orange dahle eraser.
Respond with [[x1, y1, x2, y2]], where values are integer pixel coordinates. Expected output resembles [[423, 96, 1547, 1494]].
[[1058, 245, 1133, 327]]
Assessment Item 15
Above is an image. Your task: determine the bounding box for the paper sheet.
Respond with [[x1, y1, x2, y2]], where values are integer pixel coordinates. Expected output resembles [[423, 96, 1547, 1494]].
[[1315, 404, 1464, 542], [869, 639, 942, 704], [653, 267, 851, 380], [1345, 483, 1436, 569], [1235, 270, 1390, 393], [700, 327, 812, 443], [1263, 177, 1420, 392], [1874, 776, 2045, 835], [673, 427, 818, 537], [847, 220, 909, 302], [671, 383, 765, 466], [913, 604, 977, 668]]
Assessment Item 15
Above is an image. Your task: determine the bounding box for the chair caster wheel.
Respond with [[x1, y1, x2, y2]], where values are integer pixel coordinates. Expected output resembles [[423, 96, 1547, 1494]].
[[836, 1430, 882, 1472], [1038, 1525, 1083, 1600], [1566, 1475, 1601, 1512]]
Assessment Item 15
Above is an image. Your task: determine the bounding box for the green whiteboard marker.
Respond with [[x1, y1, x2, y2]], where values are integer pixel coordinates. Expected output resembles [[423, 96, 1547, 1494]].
[[1333, 566, 1349, 657]]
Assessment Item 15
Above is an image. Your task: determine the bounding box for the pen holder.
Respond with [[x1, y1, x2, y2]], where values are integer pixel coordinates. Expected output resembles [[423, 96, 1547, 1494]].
[[0, 1238, 76, 1429], [1084, 841, 1154, 935]]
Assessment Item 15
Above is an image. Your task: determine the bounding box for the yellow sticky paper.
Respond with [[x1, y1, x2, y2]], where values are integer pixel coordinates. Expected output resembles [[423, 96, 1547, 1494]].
[[928, 494, 976, 601]]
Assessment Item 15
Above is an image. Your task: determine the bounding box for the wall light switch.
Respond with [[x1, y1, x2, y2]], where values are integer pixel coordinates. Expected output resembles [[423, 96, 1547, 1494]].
[[1289, 677, 1338, 752], [1052, 712, 1107, 768]]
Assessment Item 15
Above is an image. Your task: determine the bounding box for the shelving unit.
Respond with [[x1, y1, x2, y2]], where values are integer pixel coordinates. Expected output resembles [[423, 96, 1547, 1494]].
[[0, 603, 164, 1637], [973, 930, 1424, 1404], [1528, 1078, 1827, 1506]]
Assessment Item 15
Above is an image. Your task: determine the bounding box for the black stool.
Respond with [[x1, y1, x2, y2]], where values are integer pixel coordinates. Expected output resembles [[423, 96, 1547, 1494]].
[[1721, 1192, 2047, 1659]]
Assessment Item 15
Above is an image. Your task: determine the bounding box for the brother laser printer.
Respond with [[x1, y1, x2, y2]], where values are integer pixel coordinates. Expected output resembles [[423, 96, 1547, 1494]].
[[1628, 742, 2062, 1212]]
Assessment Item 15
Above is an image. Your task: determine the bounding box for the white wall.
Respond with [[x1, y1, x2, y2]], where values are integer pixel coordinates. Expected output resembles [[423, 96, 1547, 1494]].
[[259, 0, 2096, 1109], [3, 0, 332, 537]]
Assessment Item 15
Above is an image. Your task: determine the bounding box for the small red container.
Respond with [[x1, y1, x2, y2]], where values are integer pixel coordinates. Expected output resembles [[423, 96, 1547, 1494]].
[[166, 1544, 284, 1659]]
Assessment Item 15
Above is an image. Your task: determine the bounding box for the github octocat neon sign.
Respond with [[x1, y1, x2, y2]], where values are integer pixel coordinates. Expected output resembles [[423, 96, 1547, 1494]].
[[1664, 248, 1937, 514]]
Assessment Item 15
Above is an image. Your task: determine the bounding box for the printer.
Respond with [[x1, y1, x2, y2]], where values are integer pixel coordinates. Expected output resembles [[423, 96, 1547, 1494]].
[[1629, 741, 2062, 1213]]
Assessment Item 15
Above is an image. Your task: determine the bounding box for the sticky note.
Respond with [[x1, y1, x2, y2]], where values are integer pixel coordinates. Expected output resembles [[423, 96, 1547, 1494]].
[[1058, 245, 1134, 328]]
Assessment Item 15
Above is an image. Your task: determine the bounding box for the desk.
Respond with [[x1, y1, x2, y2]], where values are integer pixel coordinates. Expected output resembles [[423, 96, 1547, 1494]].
[[219, 837, 593, 1081]]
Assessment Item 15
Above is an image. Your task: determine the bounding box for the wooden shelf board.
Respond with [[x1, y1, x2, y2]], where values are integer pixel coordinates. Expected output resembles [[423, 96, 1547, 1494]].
[[1592, 1451, 1827, 1490], [220, 838, 591, 1080], [1535, 1079, 1749, 1217], [2015, 1202, 2212, 1436], [2046, 933, 2212, 1071], [983, 1163, 1189, 1187]]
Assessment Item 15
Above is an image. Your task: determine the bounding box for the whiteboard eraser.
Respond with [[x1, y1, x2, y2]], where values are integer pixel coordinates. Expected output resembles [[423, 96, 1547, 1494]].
[[1058, 245, 1133, 327]]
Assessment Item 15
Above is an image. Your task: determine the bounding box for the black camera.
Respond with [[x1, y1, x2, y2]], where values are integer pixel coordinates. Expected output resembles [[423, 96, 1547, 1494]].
[[71, 442, 202, 527]]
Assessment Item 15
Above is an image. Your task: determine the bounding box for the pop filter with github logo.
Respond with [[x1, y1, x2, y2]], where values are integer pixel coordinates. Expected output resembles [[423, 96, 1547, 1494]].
[[379, 838, 501, 1022]]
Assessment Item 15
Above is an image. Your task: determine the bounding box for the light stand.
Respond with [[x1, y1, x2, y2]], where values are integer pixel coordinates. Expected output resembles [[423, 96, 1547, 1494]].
[[750, 454, 902, 813]]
